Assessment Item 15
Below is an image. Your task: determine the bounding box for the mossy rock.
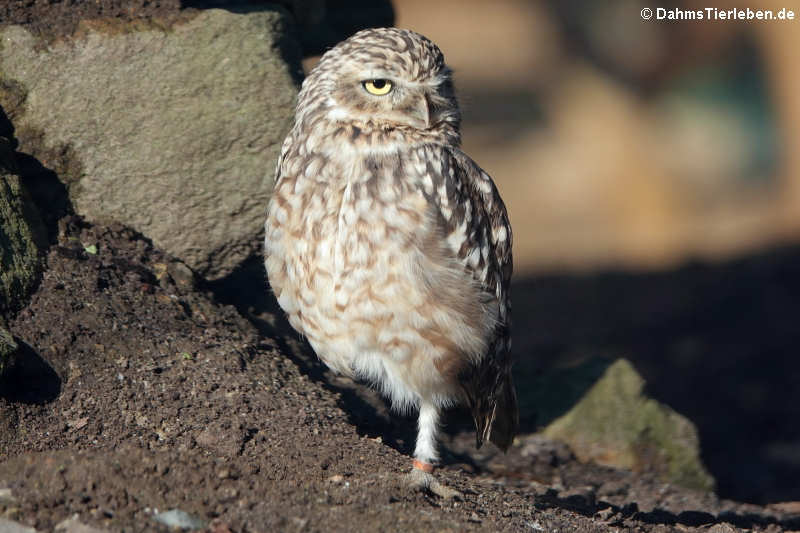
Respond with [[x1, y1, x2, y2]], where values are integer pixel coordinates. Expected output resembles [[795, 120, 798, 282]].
[[543, 358, 715, 492], [1, 141, 46, 315], [0, 326, 17, 376]]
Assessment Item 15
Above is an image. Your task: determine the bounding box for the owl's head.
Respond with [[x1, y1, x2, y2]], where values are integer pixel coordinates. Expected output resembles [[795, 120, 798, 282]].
[[297, 28, 461, 145]]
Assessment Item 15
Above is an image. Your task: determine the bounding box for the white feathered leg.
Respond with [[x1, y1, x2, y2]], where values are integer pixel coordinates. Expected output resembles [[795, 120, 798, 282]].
[[414, 400, 440, 466], [405, 400, 462, 499]]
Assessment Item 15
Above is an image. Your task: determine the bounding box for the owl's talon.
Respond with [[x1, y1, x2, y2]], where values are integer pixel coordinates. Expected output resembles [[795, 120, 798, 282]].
[[405, 468, 463, 500]]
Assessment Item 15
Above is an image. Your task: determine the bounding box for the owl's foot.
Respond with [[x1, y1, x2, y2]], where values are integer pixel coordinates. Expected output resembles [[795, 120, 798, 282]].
[[404, 462, 463, 500]]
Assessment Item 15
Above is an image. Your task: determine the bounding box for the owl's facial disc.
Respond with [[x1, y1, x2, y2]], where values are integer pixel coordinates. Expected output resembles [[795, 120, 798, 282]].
[[352, 75, 440, 130], [321, 57, 458, 136]]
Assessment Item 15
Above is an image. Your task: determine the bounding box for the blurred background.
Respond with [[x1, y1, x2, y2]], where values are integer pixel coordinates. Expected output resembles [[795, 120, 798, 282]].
[[391, 0, 800, 271], [380, 0, 800, 505]]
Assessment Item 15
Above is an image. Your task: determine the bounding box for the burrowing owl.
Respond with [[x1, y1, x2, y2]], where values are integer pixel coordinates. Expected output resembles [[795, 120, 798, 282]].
[[265, 27, 517, 496]]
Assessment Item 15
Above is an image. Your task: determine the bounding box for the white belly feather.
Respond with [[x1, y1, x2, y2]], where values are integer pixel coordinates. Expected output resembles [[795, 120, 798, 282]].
[[265, 159, 495, 412]]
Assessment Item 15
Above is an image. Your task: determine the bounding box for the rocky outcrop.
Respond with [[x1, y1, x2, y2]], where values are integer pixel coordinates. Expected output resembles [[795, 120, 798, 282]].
[[542, 358, 715, 492], [0, 8, 301, 280]]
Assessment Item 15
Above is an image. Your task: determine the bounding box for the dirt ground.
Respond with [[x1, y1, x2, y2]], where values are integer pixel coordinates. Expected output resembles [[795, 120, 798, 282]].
[[1, 216, 799, 533]]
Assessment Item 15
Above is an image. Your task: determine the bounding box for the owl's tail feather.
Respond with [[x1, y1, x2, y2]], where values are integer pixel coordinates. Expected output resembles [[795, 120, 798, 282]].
[[471, 372, 518, 452], [488, 373, 518, 451]]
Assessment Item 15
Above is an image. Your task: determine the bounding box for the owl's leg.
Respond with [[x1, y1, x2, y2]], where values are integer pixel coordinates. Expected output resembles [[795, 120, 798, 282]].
[[404, 401, 462, 499], [414, 399, 440, 467]]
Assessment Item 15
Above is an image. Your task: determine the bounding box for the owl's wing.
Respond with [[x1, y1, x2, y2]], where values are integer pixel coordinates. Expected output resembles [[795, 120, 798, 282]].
[[440, 148, 518, 451], [273, 130, 295, 187]]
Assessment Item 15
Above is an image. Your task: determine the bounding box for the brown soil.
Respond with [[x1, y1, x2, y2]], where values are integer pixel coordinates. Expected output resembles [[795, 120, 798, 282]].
[[0, 0, 184, 41], [2, 216, 799, 533]]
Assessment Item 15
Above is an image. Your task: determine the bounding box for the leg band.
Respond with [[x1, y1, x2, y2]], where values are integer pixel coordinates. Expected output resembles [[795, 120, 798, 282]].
[[412, 459, 434, 473]]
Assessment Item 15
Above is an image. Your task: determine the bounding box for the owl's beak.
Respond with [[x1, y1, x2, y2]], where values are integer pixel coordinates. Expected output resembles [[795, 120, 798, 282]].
[[410, 94, 435, 129]]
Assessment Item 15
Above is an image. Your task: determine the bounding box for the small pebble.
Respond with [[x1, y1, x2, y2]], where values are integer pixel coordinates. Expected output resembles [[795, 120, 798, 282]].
[[152, 509, 206, 530], [54, 514, 108, 533], [0, 488, 15, 503]]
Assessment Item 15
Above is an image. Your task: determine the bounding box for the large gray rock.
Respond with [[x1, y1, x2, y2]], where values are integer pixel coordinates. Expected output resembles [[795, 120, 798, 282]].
[[0, 139, 45, 316], [0, 8, 301, 280]]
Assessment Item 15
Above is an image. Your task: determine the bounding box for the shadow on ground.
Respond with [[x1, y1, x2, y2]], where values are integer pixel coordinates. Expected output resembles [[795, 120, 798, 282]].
[[0, 340, 61, 405], [511, 244, 800, 504]]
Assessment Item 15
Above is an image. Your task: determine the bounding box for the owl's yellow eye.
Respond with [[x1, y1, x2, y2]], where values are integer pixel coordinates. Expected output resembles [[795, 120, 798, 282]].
[[363, 79, 393, 96]]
